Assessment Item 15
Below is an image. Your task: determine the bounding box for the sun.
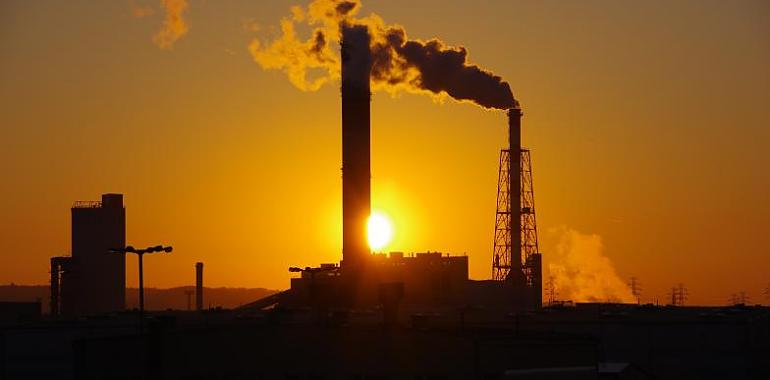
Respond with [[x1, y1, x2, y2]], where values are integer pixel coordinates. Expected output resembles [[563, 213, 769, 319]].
[[367, 211, 393, 251]]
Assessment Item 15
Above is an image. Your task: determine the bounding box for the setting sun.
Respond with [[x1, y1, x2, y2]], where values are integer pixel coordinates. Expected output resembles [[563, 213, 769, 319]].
[[367, 211, 393, 251]]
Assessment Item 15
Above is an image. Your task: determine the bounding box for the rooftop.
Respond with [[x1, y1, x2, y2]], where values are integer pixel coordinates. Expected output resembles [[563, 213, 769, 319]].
[[72, 201, 102, 209]]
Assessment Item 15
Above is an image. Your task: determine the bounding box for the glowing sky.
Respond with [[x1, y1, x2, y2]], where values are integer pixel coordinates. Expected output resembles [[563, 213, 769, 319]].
[[1, 0, 768, 305]]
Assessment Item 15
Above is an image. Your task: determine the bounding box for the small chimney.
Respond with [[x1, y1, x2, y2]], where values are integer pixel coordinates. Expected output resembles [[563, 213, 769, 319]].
[[195, 262, 203, 311]]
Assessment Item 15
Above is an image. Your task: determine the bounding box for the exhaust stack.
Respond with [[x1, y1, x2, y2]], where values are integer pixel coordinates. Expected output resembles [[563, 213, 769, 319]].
[[340, 25, 372, 269], [195, 262, 203, 311], [508, 108, 523, 279]]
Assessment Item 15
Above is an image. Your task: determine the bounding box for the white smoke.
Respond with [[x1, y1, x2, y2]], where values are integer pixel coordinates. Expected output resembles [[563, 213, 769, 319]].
[[547, 227, 635, 303]]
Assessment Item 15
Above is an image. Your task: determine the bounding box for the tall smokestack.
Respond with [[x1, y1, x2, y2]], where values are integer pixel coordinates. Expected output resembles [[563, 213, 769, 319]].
[[195, 262, 203, 311], [508, 107, 523, 280], [341, 24, 372, 269]]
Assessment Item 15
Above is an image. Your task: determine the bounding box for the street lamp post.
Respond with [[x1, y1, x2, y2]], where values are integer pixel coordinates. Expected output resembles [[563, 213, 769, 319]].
[[111, 245, 172, 329]]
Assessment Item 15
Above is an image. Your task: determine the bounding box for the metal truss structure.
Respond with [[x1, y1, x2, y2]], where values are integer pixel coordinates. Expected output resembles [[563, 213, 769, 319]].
[[492, 148, 540, 287], [492, 149, 513, 281]]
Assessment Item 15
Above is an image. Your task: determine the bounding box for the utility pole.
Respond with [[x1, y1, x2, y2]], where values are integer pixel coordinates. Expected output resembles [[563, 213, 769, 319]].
[[629, 277, 642, 305]]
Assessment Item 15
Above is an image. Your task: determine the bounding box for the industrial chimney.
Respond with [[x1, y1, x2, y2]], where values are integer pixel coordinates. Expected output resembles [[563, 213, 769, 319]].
[[508, 107, 525, 283], [195, 262, 203, 311], [340, 24, 372, 269]]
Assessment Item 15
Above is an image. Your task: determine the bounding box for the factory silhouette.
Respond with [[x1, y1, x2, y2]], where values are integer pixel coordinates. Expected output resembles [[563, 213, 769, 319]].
[[246, 25, 541, 313], [44, 24, 542, 319], [1, 22, 769, 380], [48, 194, 205, 318]]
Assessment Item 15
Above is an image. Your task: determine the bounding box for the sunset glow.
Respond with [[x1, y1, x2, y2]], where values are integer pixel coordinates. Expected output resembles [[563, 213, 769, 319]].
[[367, 211, 393, 251], [0, 1, 767, 305]]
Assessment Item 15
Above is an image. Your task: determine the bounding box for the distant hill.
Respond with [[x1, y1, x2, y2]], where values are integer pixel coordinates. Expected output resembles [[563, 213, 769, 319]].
[[124, 287, 279, 311], [0, 284, 279, 314], [0, 285, 46, 308]]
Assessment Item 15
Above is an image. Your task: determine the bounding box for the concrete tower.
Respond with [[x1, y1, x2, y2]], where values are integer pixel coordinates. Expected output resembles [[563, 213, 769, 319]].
[[340, 24, 372, 269], [70, 193, 126, 315], [508, 108, 524, 283]]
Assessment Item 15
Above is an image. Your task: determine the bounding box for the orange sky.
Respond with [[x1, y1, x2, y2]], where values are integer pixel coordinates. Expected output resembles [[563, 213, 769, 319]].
[[1, 0, 768, 305]]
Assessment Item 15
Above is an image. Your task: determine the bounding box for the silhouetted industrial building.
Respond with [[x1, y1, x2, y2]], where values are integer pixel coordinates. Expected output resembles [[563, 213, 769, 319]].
[[0, 301, 41, 324], [50, 194, 126, 316], [287, 252, 469, 308], [5, 304, 768, 379], [265, 24, 544, 312]]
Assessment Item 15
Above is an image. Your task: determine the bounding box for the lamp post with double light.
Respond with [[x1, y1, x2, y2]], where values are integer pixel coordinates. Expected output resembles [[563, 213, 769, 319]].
[[111, 245, 172, 326]]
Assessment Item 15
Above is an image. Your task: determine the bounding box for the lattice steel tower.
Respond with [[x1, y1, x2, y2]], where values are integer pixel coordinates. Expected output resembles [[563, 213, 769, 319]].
[[492, 149, 540, 278], [492, 108, 542, 308], [492, 148, 514, 281]]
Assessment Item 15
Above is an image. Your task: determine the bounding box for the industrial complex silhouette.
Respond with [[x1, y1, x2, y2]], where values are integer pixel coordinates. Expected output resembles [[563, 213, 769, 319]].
[[1, 22, 769, 380]]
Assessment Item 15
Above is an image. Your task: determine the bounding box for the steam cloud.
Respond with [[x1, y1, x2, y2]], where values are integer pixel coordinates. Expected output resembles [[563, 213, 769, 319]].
[[249, 0, 516, 109], [547, 227, 635, 303], [130, 0, 155, 18], [153, 0, 189, 49]]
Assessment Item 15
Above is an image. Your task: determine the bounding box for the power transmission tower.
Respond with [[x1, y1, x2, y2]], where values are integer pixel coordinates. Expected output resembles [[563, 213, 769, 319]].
[[739, 291, 749, 305], [678, 283, 688, 306], [670, 283, 688, 306], [729, 291, 750, 306], [545, 275, 558, 306], [629, 277, 642, 305]]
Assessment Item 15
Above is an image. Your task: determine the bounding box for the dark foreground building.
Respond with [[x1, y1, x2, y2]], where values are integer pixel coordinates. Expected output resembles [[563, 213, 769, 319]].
[[0, 302, 40, 325], [50, 194, 126, 317], [1, 304, 768, 379]]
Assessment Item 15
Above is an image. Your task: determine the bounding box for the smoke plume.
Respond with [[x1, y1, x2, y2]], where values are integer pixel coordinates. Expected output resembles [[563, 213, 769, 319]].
[[249, 0, 516, 109], [547, 227, 635, 303], [153, 0, 189, 49], [130, 0, 155, 18]]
